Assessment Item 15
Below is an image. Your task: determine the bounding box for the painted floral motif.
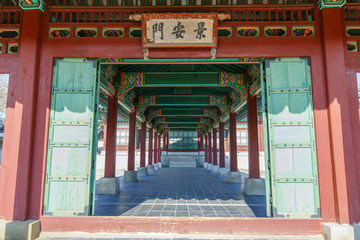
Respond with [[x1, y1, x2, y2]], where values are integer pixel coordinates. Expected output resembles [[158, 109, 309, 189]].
[[49, 29, 70, 38]]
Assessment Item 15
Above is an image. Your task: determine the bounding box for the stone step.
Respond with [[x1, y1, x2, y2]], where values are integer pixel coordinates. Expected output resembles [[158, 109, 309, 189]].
[[167, 152, 200, 156], [163, 155, 200, 159], [37, 232, 324, 240], [169, 161, 197, 168]]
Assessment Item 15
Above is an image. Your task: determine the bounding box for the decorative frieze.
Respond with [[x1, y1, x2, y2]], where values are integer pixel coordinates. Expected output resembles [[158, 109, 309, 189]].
[[49, 28, 70, 38], [264, 27, 287, 37], [237, 27, 259, 37], [75, 28, 97, 38], [102, 28, 124, 38]]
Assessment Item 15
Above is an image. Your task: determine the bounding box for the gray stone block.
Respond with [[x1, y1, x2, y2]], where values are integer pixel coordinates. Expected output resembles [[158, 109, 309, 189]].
[[146, 165, 155, 174], [0, 220, 40, 240], [123, 171, 138, 182], [137, 167, 148, 177], [244, 178, 265, 195], [218, 167, 228, 176], [207, 163, 213, 171], [158, 162, 162, 168], [211, 165, 219, 174], [153, 164, 159, 171], [97, 177, 120, 194], [323, 223, 355, 240], [204, 162, 208, 168], [227, 171, 242, 183]]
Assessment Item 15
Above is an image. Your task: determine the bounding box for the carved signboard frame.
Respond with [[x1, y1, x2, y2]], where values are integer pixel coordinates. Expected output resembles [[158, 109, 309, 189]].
[[130, 13, 230, 60]]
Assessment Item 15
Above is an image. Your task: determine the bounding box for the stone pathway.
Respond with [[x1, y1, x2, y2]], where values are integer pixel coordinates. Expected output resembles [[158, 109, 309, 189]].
[[94, 168, 267, 218]]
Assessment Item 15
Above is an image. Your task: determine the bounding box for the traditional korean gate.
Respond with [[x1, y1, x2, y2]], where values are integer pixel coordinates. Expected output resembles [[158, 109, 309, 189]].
[[43, 58, 99, 216], [263, 58, 320, 218]]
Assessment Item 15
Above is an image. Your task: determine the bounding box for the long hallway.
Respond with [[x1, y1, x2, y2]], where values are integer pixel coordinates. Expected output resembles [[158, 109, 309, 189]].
[[94, 168, 266, 218]]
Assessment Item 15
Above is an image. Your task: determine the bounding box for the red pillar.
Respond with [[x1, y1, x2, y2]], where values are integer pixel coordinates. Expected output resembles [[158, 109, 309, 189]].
[[321, 8, 360, 224], [248, 94, 260, 179], [148, 128, 153, 165], [154, 132, 158, 164], [127, 108, 137, 171], [163, 133, 168, 151], [204, 134, 208, 163], [230, 112, 238, 172], [213, 128, 218, 166], [140, 121, 146, 168], [103, 119, 107, 151], [158, 133, 161, 164], [208, 132, 212, 165], [219, 122, 225, 168], [104, 95, 117, 178], [225, 130, 229, 152], [198, 132, 204, 151], [0, 10, 43, 221]]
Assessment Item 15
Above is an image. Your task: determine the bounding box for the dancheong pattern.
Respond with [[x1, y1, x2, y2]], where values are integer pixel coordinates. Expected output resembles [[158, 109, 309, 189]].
[[219, 72, 247, 97], [137, 95, 156, 114], [118, 72, 145, 97]]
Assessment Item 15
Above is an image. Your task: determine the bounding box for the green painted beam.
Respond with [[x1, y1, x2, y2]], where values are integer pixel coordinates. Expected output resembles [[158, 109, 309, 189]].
[[167, 124, 199, 128], [160, 117, 202, 123], [145, 72, 219, 86], [156, 95, 209, 105]]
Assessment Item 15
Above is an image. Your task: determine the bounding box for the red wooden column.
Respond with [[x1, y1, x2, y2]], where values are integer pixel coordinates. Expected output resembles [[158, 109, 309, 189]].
[[204, 134, 208, 166], [229, 112, 238, 172], [0, 10, 43, 221], [247, 94, 260, 179], [321, 8, 360, 224], [154, 132, 158, 164], [208, 132, 213, 167], [212, 128, 218, 167], [158, 133, 162, 167], [148, 128, 153, 165], [140, 121, 147, 168], [163, 133, 168, 151], [198, 132, 204, 151], [104, 95, 117, 178], [103, 119, 107, 152], [219, 122, 225, 169], [127, 109, 137, 171]]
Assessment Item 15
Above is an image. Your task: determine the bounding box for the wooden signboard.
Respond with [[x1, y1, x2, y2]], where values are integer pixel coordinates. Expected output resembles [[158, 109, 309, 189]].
[[130, 13, 230, 60]]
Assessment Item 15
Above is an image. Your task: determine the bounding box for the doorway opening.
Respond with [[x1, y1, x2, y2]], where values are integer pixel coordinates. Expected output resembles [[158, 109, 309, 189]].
[[94, 61, 267, 218], [42, 58, 321, 220]]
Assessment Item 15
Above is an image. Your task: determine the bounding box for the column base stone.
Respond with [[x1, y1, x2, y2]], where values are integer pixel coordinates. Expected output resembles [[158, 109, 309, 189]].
[[218, 167, 228, 176], [158, 162, 162, 168], [227, 171, 242, 183], [97, 177, 120, 194], [146, 165, 155, 174], [211, 165, 219, 174], [153, 164, 159, 171], [207, 163, 213, 171], [0, 220, 40, 240], [244, 178, 265, 195], [123, 171, 138, 182], [204, 162, 208, 168], [322, 223, 358, 240], [137, 167, 148, 177]]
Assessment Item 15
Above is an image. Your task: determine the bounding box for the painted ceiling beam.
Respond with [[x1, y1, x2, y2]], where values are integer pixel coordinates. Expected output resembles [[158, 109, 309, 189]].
[[156, 95, 210, 106], [145, 72, 219, 86], [99, 74, 116, 97], [118, 72, 246, 97]]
